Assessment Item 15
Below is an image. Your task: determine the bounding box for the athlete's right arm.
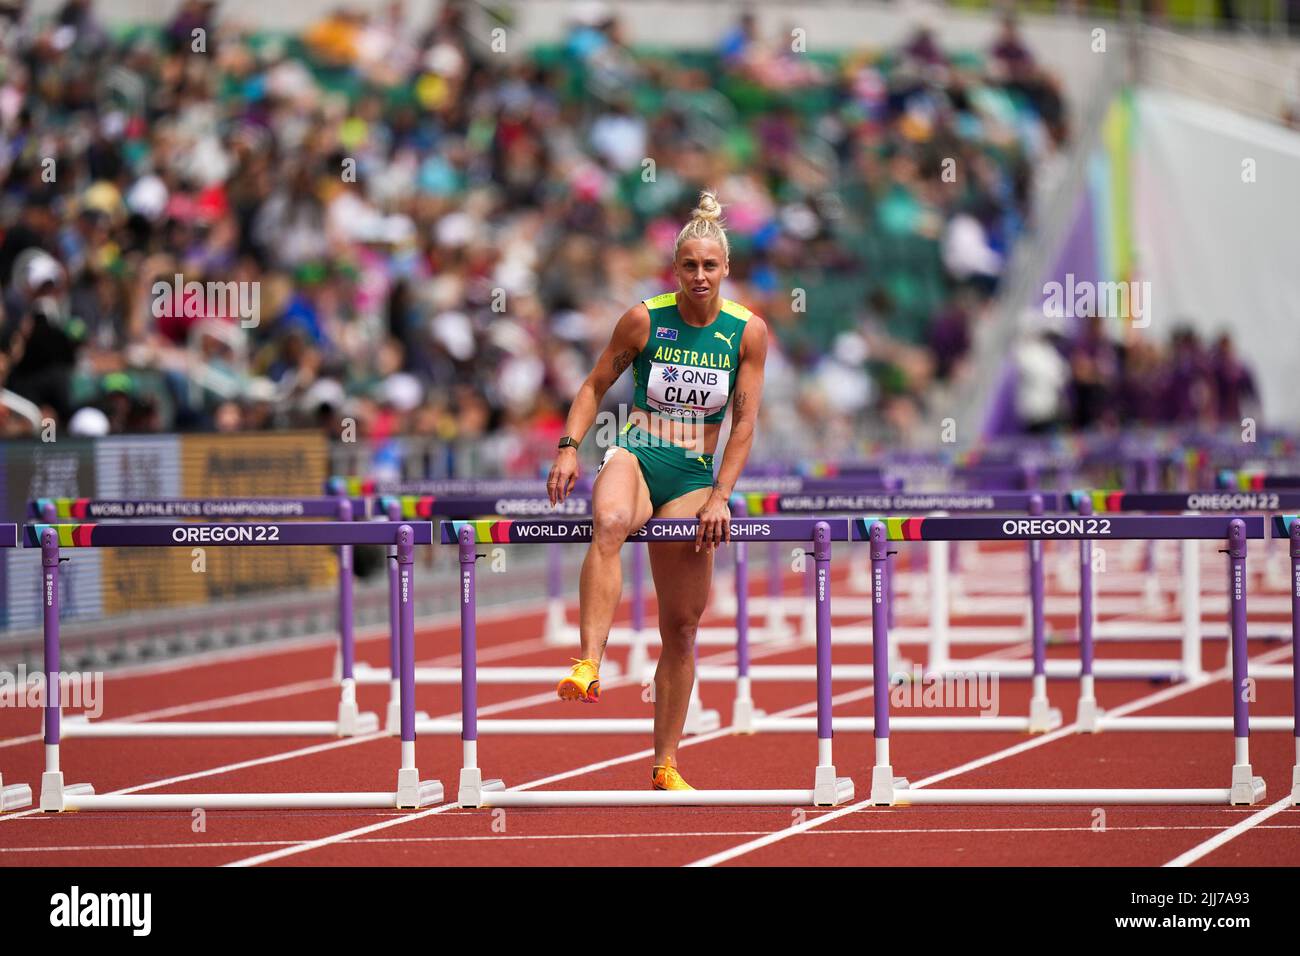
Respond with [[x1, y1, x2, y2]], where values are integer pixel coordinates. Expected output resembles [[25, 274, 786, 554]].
[[548, 304, 650, 505]]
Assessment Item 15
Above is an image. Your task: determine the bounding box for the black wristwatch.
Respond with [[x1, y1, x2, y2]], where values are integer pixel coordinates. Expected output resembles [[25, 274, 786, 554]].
[[557, 436, 579, 450]]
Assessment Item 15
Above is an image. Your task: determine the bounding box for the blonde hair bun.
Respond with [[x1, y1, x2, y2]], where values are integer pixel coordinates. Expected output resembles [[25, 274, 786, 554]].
[[692, 191, 724, 222], [675, 190, 730, 260]]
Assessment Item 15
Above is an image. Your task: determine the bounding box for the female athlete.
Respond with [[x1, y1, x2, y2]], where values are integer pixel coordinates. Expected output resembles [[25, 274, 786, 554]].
[[546, 191, 769, 790]]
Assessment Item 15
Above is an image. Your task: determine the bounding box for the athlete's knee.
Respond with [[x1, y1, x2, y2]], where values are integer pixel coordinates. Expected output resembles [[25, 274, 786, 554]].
[[592, 508, 633, 551], [659, 619, 698, 653]]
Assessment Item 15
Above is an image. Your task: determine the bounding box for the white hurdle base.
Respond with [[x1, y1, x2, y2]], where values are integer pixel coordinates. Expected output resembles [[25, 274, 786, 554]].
[[891, 625, 1027, 645], [549, 622, 784, 648], [1095, 715, 1296, 732], [353, 661, 622, 685], [60, 714, 381, 738], [694, 660, 912, 683], [458, 775, 854, 808], [928, 657, 1190, 680], [39, 773, 442, 812], [1, 773, 32, 811], [743, 715, 1054, 733], [952, 595, 1161, 616], [1092, 621, 1292, 642], [416, 712, 724, 735], [868, 769, 1266, 806]]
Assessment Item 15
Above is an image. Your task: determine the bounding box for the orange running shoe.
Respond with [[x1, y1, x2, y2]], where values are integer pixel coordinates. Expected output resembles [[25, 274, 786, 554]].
[[651, 756, 694, 791], [557, 658, 600, 703]]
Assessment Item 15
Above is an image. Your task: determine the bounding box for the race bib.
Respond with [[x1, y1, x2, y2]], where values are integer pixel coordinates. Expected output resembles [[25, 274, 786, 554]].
[[645, 362, 730, 419]]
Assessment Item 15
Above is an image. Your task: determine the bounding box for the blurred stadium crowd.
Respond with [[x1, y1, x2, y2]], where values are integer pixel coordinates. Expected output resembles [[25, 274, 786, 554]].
[[0, 0, 1261, 470]]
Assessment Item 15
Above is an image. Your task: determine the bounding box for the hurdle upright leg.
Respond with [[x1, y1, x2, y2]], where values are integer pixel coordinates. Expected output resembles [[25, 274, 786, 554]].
[[1289, 519, 1300, 806], [731, 518, 758, 732], [335, 496, 363, 734], [1026, 494, 1061, 732], [1181, 522, 1204, 681], [812, 522, 853, 805], [1075, 498, 1101, 730], [869, 522, 908, 804], [394, 526, 444, 807], [1226, 519, 1265, 805], [457, 526, 503, 807], [38, 530, 94, 811]]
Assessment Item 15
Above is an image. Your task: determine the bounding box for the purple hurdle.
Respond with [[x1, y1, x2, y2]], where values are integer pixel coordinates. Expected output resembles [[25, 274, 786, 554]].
[[29, 520, 441, 813], [859, 514, 1267, 806], [449, 517, 854, 808]]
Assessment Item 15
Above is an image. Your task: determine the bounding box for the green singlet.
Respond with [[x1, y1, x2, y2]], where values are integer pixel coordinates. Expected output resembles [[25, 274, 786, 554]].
[[599, 291, 751, 510]]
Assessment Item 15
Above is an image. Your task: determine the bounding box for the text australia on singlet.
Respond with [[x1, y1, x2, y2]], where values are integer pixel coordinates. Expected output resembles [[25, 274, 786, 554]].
[[645, 344, 732, 419]]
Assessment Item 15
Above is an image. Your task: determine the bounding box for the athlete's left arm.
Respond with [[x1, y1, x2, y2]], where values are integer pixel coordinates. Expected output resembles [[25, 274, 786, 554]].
[[696, 317, 768, 549], [717, 316, 768, 497]]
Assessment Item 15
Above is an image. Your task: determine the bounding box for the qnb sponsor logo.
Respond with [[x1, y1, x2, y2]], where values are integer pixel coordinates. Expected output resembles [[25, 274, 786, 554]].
[[152, 273, 261, 328], [49, 886, 151, 936], [0, 666, 103, 718], [889, 666, 1000, 718], [1041, 274, 1152, 328]]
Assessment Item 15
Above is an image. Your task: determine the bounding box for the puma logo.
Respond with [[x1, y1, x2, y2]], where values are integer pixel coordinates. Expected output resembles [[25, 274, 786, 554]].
[[714, 330, 735, 348]]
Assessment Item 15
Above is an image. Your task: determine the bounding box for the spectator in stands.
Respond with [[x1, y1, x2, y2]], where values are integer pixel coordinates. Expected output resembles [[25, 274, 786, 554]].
[[0, 0, 1081, 459], [1208, 331, 1258, 425]]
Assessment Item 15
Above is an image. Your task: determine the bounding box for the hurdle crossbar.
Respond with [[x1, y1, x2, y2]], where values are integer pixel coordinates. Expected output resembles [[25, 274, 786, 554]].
[[26, 521, 442, 812], [445, 517, 855, 807]]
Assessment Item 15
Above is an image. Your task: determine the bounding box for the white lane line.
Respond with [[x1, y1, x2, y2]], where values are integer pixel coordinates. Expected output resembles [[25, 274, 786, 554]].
[[684, 645, 1293, 868], [1163, 795, 1298, 867], [15, 822, 1300, 856]]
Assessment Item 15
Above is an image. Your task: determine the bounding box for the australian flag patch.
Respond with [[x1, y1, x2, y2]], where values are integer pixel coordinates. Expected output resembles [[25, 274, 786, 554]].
[[655, 327, 678, 341]]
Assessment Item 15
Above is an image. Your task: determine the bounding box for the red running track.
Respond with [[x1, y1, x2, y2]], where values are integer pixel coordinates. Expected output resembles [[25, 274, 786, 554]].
[[0, 544, 1296, 867]]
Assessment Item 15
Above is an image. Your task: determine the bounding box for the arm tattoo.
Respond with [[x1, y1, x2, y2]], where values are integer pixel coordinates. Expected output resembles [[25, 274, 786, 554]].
[[611, 349, 635, 377], [733, 391, 748, 417]]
